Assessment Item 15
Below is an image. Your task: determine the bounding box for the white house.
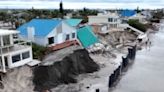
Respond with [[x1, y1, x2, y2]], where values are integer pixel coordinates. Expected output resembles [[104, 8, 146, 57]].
[[129, 13, 147, 24], [17, 19, 78, 50], [88, 12, 121, 28], [0, 29, 33, 73], [141, 10, 152, 19]]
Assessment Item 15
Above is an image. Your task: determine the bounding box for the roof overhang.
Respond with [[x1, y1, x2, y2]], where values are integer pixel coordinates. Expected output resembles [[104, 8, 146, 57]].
[[0, 29, 19, 36]]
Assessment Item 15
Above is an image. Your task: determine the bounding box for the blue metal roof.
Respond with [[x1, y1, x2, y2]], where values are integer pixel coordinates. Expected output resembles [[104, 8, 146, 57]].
[[65, 19, 82, 27], [17, 19, 62, 37], [121, 10, 136, 17]]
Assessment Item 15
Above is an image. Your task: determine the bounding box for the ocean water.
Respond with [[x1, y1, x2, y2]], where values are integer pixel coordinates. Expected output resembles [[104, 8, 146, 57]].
[[112, 23, 164, 92]]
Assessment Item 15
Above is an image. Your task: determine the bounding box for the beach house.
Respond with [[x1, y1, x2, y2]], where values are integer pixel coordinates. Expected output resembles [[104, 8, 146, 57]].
[[17, 19, 78, 50], [129, 13, 147, 24], [88, 12, 121, 28], [0, 29, 33, 73]]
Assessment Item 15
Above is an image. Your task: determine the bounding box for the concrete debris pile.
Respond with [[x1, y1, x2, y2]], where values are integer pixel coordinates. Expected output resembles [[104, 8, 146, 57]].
[[87, 43, 117, 59], [33, 49, 99, 91], [99, 31, 137, 48], [86, 31, 138, 59], [87, 43, 105, 53]]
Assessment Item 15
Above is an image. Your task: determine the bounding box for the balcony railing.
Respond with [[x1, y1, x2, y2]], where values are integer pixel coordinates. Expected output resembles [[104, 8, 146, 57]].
[[0, 39, 32, 55]]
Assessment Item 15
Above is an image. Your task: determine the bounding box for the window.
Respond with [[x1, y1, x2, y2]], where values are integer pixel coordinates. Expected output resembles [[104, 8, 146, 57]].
[[66, 34, 70, 40], [72, 33, 75, 38], [4, 56, 8, 67], [22, 51, 30, 59], [3, 35, 10, 46], [108, 18, 113, 22], [114, 19, 117, 22], [13, 34, 18, 39], [12, 54, 21, 63], [48, 37, 54, 45]]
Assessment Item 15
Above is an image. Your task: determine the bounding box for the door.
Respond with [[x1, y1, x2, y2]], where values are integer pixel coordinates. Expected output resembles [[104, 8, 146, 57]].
[[0, 56, 2, 70], [4, 56, 8, 68]]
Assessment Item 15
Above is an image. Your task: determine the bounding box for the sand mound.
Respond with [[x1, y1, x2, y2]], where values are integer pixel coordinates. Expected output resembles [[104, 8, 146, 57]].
[[33, 49, 99, 91]]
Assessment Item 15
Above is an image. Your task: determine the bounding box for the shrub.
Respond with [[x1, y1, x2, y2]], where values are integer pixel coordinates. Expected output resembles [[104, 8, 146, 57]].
[[128, 19, 147, 32], [32, 43, 47, 60]]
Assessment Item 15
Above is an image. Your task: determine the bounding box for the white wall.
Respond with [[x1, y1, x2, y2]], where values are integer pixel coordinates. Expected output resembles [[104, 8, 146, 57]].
[[46, 21, 77, 46], [56, 33, 64, 44], [19, 35, 47, 46], [46, 22, 63, 46], [35, 36, 47, 46], [89, 16, 108, 24], [5, 47, 33, 68], [19, 35, 28, 41], [9, 34, 14, 45], [27, 27, 35, 42], [62, 21, 77, 40], [46, 25, 58, 46]]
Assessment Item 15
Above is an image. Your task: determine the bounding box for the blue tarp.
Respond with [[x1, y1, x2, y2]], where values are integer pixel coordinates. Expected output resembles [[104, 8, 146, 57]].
[[121, 10, 136, 17]]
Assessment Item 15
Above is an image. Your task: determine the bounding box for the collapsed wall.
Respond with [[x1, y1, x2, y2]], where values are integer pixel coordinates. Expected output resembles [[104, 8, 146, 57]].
[[33, 49, 99, 91]]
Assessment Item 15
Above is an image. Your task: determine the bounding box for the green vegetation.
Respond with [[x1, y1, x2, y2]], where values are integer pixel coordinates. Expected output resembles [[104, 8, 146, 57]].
[[32, 43, 47, 60], [128, 19, 147, 32], [0, 8, 98, 29], [150, 10, 164, 23], [135, 6, 141, 13], [72, 8, 98, 23], [152, 10, 164, 19]]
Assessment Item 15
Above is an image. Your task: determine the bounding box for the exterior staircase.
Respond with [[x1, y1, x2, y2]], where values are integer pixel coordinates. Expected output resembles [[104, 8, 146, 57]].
[[120, 24, 144, 34]]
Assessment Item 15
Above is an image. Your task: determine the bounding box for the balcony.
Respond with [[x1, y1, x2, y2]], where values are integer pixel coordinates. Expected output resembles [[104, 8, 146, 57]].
[[0, 40, 32, 55]]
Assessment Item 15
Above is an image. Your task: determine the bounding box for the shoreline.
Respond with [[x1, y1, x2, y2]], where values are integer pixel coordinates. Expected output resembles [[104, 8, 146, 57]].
[[51, 23, 159, 92]]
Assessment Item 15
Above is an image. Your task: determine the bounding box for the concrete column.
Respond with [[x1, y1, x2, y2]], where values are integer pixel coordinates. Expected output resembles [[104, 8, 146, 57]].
[[0, 36, 3, 47], [10, 34, 13, 45], [1, 56, 6, 72], [8, 55, 12, 69]]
